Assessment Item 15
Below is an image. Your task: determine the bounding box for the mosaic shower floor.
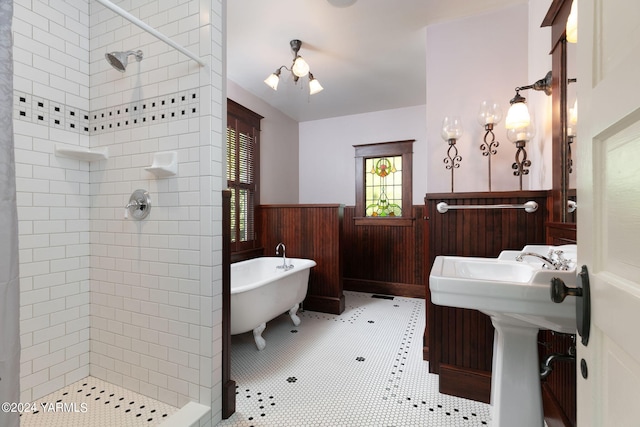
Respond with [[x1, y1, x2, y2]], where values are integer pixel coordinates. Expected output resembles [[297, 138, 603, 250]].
[[216, 291, 493, 427], [19, 376, 178, 427]]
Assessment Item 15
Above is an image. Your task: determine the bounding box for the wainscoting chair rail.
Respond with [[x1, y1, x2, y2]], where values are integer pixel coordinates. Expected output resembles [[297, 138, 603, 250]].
[[436, 200, 539, 214]]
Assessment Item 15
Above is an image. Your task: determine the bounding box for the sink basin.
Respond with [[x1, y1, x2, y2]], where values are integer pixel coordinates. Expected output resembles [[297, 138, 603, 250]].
[[429, 244, 577, 427], [430, 253, 577, 333]]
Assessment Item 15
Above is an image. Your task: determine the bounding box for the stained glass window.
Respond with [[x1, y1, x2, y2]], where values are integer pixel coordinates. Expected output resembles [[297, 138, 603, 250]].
[[365, 156, 402, 217], [353, 140, 414, 224]]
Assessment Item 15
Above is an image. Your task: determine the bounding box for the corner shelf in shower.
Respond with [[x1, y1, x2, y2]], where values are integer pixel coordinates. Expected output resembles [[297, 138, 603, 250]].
[[55, 145, 109, 161], [144, 151, 177, 177]]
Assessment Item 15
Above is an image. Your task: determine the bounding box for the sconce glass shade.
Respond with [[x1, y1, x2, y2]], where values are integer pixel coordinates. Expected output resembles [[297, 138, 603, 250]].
[[309, 74, 324, 95], [568, 99, 578, 136], [566, 0, 578, 43], [441, 116, 463, 141], [505, 101, 531, 130], [507, 112, 536, 143], [264, 72, 280, 90], [292, 56, 310, 77], [477, 101, 503, 126]]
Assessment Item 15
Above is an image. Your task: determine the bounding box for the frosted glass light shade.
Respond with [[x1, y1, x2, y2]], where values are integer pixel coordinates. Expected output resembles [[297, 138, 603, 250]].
[[292, 56, 310, 77], [264, 73, 280, 90], [441, 116, 463, 141], [505, 102, 531, 129], [507, 112, 536, 143], [478, 100, 503, 126], [567, 99, 578, 136], [566, 0, 578, 43], [309, 76, 323, 95]]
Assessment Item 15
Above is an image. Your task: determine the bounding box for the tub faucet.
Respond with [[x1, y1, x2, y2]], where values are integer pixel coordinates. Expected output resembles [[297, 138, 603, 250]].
[[275, 242, 293, 271]]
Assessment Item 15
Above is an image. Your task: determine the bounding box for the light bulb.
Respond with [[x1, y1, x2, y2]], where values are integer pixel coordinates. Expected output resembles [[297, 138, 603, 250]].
[[292, 56, 310, 77], [505, 102, 531, 129]]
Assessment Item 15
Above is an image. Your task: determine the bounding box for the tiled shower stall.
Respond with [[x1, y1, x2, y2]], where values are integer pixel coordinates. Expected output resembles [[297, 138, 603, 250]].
[[13, 0, 225, 424]]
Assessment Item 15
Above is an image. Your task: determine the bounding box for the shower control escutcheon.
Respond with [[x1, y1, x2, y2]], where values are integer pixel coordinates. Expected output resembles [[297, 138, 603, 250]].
[[126, 189, 151, 220]]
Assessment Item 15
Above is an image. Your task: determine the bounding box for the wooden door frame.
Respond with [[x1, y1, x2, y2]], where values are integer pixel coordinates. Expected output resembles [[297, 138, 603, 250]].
[[222, 190, 235, 418]]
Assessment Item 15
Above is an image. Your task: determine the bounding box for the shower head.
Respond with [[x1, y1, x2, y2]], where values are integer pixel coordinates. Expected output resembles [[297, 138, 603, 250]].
[[105, 50, 143, 72]]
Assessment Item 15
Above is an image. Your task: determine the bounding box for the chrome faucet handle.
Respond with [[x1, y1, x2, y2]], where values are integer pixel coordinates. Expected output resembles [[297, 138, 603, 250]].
[[552, 250, 573, 271]]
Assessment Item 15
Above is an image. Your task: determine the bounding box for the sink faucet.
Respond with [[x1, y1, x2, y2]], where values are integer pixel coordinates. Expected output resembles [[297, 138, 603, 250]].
[[515, 249, 571, 270], [275, 242, 293, 270]]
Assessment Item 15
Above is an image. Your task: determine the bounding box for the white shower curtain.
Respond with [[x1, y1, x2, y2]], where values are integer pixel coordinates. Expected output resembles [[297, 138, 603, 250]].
[[0, 1, 20, 427]]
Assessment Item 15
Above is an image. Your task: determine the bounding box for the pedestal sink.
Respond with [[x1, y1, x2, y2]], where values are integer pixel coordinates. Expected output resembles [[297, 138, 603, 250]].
[[429, 245, 577, 427]]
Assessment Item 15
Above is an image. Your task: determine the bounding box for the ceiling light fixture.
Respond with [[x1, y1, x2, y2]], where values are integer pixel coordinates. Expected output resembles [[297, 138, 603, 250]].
[[264, 39, 323, 95]]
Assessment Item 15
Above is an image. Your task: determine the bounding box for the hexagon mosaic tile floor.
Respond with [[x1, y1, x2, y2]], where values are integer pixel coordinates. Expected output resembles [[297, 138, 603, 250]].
[[19, 376, 178, 427], [216, 291, 493, 427]]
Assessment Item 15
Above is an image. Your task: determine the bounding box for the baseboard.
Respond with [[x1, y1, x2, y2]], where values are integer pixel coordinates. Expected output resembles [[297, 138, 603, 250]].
[[438, 364, 491, 404], [303, 294, 345, 315]]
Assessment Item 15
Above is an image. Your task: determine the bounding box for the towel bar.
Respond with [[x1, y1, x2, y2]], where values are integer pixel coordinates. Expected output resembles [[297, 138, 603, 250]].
[[436, 201, 538, 214]]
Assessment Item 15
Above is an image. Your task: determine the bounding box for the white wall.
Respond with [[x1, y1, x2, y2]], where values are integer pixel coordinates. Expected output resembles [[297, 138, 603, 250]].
[[426, 3, 532, 193], [227, 80, 299, 204], [299, 105, 427, 205], [528, 0, 554, 190]]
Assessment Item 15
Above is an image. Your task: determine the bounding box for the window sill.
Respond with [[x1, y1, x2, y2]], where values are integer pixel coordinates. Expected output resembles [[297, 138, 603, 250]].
[[353, 217, 415, 227]]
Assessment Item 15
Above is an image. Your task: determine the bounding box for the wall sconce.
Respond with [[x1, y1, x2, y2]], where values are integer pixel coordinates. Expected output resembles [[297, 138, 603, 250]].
[[505, 71, 552, 129], [566, 0, 578, 43], [478, 101, 503, 191], [264, 39, 324, 95], [441, 116, 463, 192], [567, 98, 578, 173], [505, 72, 551, 190]]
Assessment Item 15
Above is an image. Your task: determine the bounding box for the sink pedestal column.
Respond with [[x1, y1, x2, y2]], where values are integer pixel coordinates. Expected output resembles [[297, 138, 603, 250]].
[[489, 315, 544, 427]]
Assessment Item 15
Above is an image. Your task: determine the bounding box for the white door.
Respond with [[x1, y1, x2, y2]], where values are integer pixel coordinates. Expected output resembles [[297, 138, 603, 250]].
[[576, 0, 640, 425]]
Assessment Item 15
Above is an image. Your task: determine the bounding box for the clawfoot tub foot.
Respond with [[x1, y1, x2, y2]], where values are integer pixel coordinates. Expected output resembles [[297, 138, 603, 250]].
[[289, 303, 301, 326], [253, 323, 267, 350]]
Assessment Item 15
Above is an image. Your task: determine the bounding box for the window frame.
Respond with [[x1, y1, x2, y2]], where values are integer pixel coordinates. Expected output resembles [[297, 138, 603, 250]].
[[227, 99, 263, 254], [353, 140, 414, 226]]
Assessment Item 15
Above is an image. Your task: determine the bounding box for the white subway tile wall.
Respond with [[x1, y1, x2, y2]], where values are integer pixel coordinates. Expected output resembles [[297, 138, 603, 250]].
[[13, 0, 224, 425]]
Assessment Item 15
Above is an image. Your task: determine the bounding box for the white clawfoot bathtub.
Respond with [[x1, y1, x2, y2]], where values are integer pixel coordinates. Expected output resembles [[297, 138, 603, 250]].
[[231, 256, 316, 350]]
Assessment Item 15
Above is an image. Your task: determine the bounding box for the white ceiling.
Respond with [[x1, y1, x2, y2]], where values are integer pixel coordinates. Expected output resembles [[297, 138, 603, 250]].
[[227, 0, 526, 122]]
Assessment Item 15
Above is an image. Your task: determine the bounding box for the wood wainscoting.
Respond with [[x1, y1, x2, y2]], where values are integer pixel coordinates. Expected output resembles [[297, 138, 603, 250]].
[[256, 204, 345, 314], [425, 191, 549, 403], [342, 205, 427, 299]]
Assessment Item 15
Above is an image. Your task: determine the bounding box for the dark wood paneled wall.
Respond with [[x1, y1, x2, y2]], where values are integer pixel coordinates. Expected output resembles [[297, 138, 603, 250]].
[[342, 206, 426, 299], [256, 204, 345, 314], [425, 191, 549, 402]]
